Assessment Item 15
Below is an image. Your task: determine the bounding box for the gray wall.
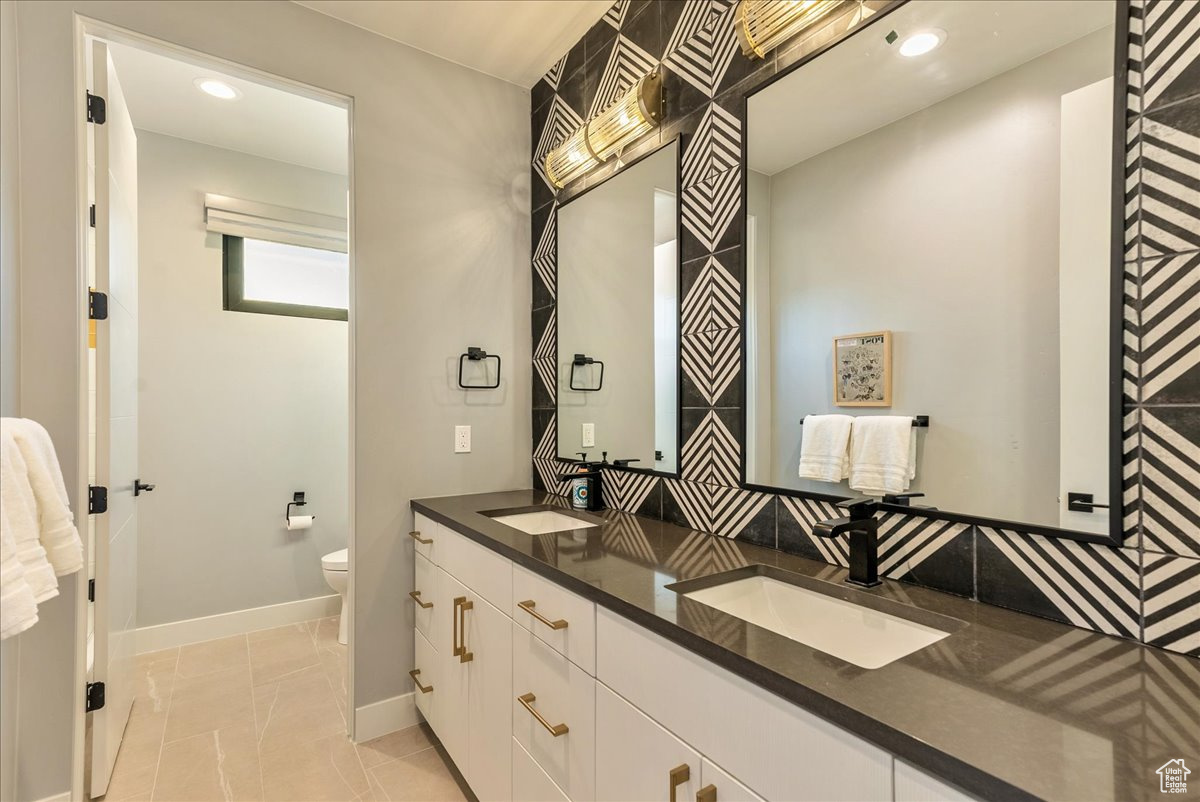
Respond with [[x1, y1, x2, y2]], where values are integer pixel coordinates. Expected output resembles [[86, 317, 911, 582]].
[[11, 3, 530, 781], [750, 29, 1111, 525], [557, 143, 675, 467], [136, 132, 349, 627]]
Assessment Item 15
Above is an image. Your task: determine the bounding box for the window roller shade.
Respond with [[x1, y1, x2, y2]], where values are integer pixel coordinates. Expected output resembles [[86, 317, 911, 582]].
[[205, 194, 347, 253]]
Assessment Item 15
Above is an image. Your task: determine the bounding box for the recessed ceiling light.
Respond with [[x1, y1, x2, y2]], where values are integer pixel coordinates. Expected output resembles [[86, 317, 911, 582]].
[[898, 29, 946, 58], [194, 78, 241, 100]]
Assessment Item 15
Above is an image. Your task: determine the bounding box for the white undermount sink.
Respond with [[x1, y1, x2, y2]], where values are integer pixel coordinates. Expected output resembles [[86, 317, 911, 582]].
[[489, 510, 597, 535], [681, 575, 953, 669]]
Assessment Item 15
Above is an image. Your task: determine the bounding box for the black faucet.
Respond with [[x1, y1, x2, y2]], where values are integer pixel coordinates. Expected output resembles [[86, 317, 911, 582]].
[[558, 464, 605, 512], [813, 498, 881, 588]]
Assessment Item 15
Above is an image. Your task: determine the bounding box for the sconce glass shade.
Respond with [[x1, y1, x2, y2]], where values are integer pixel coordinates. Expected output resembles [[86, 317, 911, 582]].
[[545, 123, 600, 189], [544, 71, 662, 189], [736, 0, 844, 59]]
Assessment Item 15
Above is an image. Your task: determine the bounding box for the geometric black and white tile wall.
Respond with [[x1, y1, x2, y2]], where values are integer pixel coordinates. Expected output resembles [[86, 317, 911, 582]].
[[530, 0, 1200, 657]]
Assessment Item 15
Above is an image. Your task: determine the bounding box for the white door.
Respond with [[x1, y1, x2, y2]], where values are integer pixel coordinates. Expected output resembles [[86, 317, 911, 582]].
[[89, 40, 140, 798], [595, 684, 699, 802], [467, 593, 513, 802]]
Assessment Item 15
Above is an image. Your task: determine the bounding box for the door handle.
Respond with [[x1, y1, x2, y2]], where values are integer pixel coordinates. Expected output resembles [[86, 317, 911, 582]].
[[458, 597, 474, 663], [409, 590, 433, 609], [696, 785, 717, 802], [669, 764, 690, 802], [517, 599, 568, 630], [409, 530, 433, 545], [517, 692, 569, 736], [134, 479, 155, 497], [409, 669, 433, 694]]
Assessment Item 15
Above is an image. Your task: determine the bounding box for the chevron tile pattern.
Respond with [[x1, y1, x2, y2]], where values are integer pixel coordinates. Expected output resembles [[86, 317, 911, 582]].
[[529, 0, 1200, 656], [667, 530, 751, 576]]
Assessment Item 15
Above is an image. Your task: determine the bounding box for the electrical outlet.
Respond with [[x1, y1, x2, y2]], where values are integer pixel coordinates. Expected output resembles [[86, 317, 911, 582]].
[[581, 423, 595, 448], [455, 425, 471, 453]]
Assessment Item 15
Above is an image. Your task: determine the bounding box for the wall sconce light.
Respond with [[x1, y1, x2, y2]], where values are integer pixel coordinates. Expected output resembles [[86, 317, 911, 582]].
[[735, 0, 845, 59], [545, 71, 662, 189]]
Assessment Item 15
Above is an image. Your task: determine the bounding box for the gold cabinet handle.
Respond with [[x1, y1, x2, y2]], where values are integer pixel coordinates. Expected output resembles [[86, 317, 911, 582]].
[[669, 764, 691, 802], [409, 530, 433, 545], [457, 597, 474, 663], [452, 597, 463, 656], [518, 600, 568, 630], [409, 590, 433, 609], [409, 669, 433, 694], [517, 692, 568, 736], [696, 785, 716, 802]]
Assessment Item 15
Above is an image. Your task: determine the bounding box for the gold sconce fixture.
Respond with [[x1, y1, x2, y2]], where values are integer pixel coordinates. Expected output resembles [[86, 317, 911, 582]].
[[544, 70, 662, 189], [735, 0, 845, 59]]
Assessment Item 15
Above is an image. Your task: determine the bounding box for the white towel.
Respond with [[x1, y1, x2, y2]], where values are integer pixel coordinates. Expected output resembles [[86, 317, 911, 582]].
[[848, 416, 917, 496], [6, 419, 83, 576], [0, 426, 61, 602], [798, 414, 854, 482], [1, 501, 40, 640]]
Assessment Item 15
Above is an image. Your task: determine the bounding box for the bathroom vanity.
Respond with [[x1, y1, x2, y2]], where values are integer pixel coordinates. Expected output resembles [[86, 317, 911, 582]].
[[409, 491, 1197, 802]]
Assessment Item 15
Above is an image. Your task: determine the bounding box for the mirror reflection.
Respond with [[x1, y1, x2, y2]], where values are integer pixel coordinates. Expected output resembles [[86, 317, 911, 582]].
[[744, 0, 1115, 534], [558, 141, 679, 473]]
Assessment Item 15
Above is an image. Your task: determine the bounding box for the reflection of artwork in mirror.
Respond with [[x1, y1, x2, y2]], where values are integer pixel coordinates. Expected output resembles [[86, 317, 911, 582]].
[[834, 331, 891, 407], [557, 141, 679, 474], [744, 0, 1116, 536]]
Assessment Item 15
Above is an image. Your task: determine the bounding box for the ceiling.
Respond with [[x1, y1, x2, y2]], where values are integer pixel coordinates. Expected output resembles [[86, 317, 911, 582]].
[[748, 0, 1115, 176], [292, 0, 612, 88], [108, 42, 348, 175]]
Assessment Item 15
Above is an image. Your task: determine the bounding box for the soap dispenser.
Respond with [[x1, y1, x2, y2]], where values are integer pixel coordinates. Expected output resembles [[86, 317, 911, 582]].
[[570, 453, 589, 509]]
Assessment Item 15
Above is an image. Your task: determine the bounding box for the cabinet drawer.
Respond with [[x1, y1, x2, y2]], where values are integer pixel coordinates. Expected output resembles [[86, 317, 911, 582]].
[[413, 628, 438, 729], [595, 684, 699, 802], [513, 738, 570, 802], [413, 552, 436, 639], [411, 512, 439, 564], [441, 522, 513, 611], [596, 609, 892, 802], [512, 622, 595, 802], [701, 758, 764, 802], [512, 564, 596, 675], [895, 762, 978, 802]]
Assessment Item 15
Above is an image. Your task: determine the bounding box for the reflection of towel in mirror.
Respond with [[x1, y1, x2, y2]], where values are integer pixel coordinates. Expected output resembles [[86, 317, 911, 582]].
[[848, 416, 916, 496], [798, 414, 853, 482]]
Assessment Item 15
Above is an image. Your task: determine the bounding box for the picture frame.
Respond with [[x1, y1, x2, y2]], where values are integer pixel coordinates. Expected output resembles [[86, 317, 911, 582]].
[[833, 330, 892, 407]]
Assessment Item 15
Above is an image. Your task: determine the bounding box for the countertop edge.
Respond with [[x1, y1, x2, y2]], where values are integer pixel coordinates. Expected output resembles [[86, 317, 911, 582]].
[[411, 499, 1041, 802]]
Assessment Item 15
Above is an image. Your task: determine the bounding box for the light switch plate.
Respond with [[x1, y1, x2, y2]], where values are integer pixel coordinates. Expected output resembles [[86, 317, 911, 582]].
[[455, 425, 471, 453], [581, 423, 595, 448]]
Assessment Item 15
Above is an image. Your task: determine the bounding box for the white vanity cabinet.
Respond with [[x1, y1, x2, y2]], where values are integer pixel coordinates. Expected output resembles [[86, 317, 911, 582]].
[[595, 683, 700, 802]]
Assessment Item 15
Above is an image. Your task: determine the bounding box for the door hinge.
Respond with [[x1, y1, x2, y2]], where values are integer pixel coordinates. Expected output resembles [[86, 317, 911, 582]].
[[89, 204, 96, 228], [88, 578, 95, 602], [89, 290, 108, 321], [86, 681, 105, 712], [86, 92, 106, 124], [88, 485, 108, 515]]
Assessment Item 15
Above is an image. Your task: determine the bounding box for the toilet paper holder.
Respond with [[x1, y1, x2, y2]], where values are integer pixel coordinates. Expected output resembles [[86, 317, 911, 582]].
[[286, 491, 315, 524]]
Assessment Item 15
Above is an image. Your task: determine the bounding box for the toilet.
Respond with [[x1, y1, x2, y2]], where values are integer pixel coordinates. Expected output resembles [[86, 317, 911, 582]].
[[321, 548, 349, 645]]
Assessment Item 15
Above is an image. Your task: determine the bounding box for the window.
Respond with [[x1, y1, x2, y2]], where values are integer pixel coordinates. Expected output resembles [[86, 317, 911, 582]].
[[222, 236, 348, 321]]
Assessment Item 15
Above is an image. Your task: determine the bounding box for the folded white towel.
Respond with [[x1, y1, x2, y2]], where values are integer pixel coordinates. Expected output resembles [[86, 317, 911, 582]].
[[6, 419, 83, 576], [798, 414, 854, 482], [0, 426, 61, 602], [1, 501, 39, 640], [848, 416, 917, 497]]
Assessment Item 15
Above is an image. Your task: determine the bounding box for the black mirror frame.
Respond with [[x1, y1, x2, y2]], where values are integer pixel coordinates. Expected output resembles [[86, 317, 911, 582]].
[[734, 1, 1131, 547]]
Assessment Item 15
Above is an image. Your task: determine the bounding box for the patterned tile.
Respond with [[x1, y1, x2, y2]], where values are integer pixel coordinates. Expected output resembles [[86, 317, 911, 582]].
[[680, 329, 740, 408], [532, 204, 556, 310], [681, 407, 740, 486], [1143, 552, 1200, 656], [1138, 96, 1200, 257], [1143, 0, 1200, 111], [1128, 0, 1144, 116], [1141, 407, 1200, 557], [1139, 252, 1200, 403], [663, 477, 715, 532], [532, 306, 556, 409], [681, 250, 741, 334], [603, 470, 663, 518], [588, 33, 659, 118], [681, 165, 742, 256]]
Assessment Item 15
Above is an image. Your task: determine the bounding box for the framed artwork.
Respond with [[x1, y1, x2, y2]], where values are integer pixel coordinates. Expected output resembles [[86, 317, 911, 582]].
[[833, 330, 892, 407]]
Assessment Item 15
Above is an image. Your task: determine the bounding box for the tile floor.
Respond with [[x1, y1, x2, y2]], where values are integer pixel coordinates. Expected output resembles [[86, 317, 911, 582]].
[[101, 617, 467, 802]]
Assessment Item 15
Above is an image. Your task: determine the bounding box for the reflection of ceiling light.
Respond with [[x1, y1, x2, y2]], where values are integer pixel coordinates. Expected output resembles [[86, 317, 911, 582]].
[[898, 29, 945, 57], [194, 78, 241, 99]]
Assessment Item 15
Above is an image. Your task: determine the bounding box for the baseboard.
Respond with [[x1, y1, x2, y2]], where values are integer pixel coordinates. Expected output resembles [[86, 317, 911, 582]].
[[33, 793, 71, 802], [354, 692, 418, 743], [136, 594, 341, 653]]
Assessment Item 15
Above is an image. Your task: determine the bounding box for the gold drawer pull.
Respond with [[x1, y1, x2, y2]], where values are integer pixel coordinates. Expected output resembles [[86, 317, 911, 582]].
[[518, 599, 568, 630], [517, 692, 568, 736], [669, 764, 690, 802], [454, 597, 474, 663], [409, 590, 433, 609], [409, 669, 433, 694], [409, 530, 433, 545], [696, 784, 716, 802]]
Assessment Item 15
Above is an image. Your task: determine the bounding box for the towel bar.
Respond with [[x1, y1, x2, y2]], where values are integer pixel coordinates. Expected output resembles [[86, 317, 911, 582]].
[[800, 415, 929, 427]]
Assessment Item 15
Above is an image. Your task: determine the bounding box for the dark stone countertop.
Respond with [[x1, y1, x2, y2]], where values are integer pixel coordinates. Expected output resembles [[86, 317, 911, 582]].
[[411, 490, 1200, 802]]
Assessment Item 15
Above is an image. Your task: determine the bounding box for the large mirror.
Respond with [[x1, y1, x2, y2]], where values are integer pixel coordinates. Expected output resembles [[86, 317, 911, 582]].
[[744, 0, 1118, 537], [557, 141, 679, 473]]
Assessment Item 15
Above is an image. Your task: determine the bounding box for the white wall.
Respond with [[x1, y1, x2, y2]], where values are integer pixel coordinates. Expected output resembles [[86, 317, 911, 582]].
[[136, 132, 349, 626], [753, 29, 1110, 525], [11, 3, 530, 786]]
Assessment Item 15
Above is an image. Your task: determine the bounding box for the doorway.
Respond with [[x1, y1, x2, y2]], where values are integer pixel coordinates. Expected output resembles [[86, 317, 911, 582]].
[[81, 26, 353, 798]]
